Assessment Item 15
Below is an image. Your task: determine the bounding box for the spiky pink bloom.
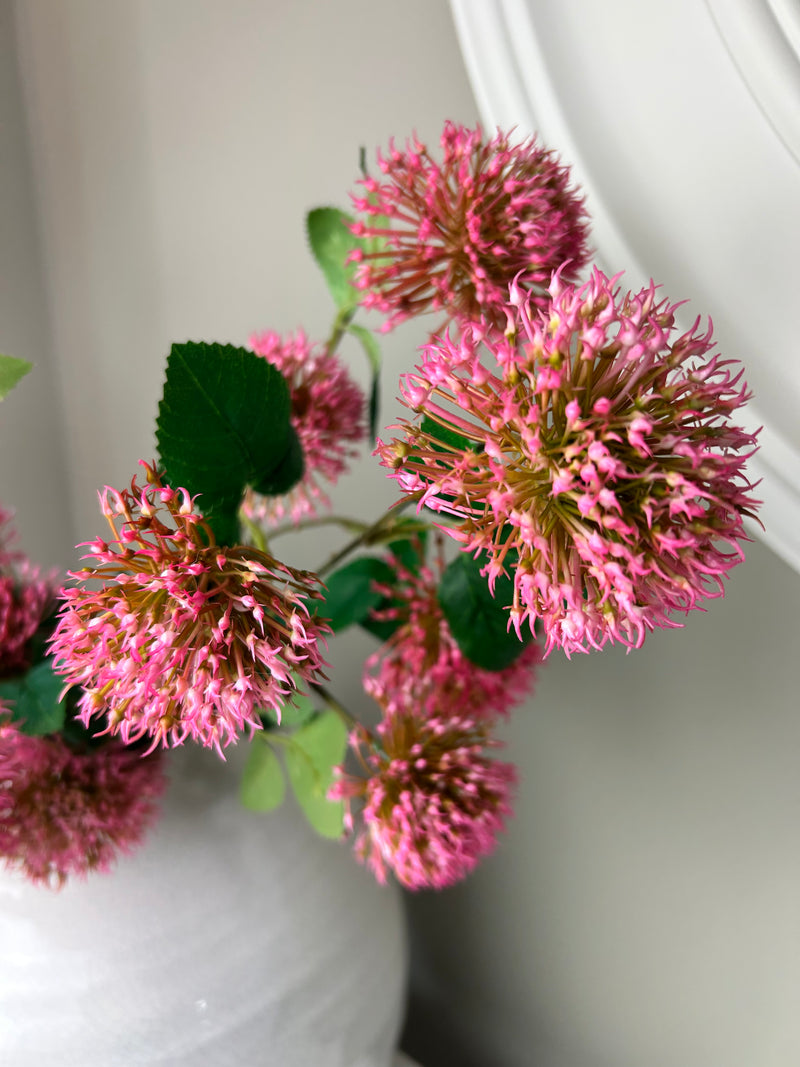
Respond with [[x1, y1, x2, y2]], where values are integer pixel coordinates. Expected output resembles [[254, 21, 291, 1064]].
[[0, 715, 165, 887], [365, 546, 541, 721], [377, 268, 761, 656], [50, 462, 329, 753], [0, 508, 57, 678], [243, 329, 365, 524], [331, 684, 516, 890], [349, 121, 590, 332]]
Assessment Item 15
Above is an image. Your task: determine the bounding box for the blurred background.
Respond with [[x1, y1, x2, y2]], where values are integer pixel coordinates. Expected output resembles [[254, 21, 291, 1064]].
[[3, 2, 799, 1065]]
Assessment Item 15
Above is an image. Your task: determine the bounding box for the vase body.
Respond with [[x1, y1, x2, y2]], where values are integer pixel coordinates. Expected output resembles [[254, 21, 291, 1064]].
[[0, 745, 407, 1066]]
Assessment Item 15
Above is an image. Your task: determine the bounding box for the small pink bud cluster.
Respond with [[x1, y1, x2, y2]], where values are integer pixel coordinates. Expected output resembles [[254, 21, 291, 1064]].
[[349, 121, 590, 332], [244, 329, 366, 524], [377, 268, 761, 655], [50, 462, 330, 753], [0, 714, 165, 887], [331, 682, 516, 890], [0, 508, 56, 678], [365, 546, 541, 720]]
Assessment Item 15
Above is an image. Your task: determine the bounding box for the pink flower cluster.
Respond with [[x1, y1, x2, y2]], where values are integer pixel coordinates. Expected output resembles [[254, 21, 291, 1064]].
[[0, 508, 56, 678], [365, 547, 541, 721], [349, 121, 590, 332], [330, 547, 532, 890], [0, 716, 165, 886], [331, 686, 516, 890], [50, 462, 329, 753], [377, 268, 761, 655], [244, 329, 365, 524]]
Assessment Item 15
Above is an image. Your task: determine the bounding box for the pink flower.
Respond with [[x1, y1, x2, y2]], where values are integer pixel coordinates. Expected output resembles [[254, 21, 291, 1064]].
[[0, 715, 165, 887], [377, 269, 761, 656], [50, 462, 330, 753], [0, 508, 57, 678], [331, 686, 516, 890], [365, 543, 541, 720], [349, 121, 590, 332], [243, 329, 365, 524]]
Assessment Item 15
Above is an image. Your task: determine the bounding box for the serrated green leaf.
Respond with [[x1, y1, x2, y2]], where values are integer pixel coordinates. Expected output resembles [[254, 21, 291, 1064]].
[[251, 424, 304, 497], [306, 207, 364, 311], [320, 556, 395, 632], [0, 355, 32, 400], [0, 659, 66, 735], [438, 551, 534, 671], [240, 739, 286, 812], [156, 342, 292, 541], [285, 710, 347, 839]]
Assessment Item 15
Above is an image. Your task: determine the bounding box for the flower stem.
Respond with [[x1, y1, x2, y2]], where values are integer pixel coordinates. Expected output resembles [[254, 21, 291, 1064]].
[[267, 514, 371, 541], [316, 497, 416, 578], [310, 681, 365, 735]]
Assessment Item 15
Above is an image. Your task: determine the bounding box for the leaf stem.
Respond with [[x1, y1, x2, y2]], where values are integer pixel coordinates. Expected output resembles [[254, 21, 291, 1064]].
[[267, 514, 371, 541], [310, 681, 363, 734], [326, 306, 356, 356], [316, 497, 417, 578]]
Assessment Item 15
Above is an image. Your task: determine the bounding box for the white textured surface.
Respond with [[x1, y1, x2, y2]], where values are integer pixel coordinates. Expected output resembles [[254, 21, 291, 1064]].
[[0, 745, 407, 1066]]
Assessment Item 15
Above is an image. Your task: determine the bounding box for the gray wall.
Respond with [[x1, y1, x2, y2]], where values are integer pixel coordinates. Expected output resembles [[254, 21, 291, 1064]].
[[6, 3, 800, 1065]]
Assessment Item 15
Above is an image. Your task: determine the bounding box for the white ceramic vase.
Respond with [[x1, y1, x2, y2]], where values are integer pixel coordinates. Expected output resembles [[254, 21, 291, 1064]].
[[0, 744, 407, 1066]]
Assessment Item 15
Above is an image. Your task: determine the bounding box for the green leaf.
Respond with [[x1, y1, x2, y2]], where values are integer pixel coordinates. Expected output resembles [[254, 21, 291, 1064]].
[[199, 502, 240, 547], [0, 659, 66, 735], [438, 551, 534, 671], [251, 424, 305, 497], [420, 414, 480, 453], [320, 556, 395, 632], [156, 341, 292, 541], [262, 691, 317, 729], [306, 207, 364, 311], [240, 738, 286, 812], [0, 355, 32, 400], [285, 710, 347, 838]]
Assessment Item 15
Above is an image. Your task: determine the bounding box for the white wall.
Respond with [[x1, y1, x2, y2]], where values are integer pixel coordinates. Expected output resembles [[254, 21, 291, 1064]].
[[7, 3, 800, 1066]]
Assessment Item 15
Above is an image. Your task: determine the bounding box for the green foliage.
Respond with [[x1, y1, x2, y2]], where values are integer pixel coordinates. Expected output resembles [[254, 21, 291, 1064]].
[[438, 551, 534, 671], [262, 691, 317, 730], [0, 355, 32, 400], [284, 710, 347, 838], [420, 414, 480, 453], [0, 660, 66, 736], [251, 424, 304, 496], [306, 207, 365, 312], [240, 738, 285, 812], [320, 556, 395, 632], [156, 341, 300, 543]]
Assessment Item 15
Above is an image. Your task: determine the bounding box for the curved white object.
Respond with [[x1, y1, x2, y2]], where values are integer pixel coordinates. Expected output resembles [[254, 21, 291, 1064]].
[[450, 0, 800, 574], [0, 745, 407, 1066]]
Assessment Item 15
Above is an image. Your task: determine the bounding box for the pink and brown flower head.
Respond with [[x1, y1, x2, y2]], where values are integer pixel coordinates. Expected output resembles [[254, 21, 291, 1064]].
[[50, 462, 329, 752], [331, 678, 516, 890], [365, 546, 541, 722], [377, 268, 761, 656], [0, 715, 165, 887], [244, 329, 365, 524], [0, 507, 57, 679], [349, 121, 590, 332]]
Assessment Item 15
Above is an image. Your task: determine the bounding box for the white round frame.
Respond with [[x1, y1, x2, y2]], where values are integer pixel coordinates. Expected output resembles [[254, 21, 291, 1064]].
[[450, 0, 800, 574]]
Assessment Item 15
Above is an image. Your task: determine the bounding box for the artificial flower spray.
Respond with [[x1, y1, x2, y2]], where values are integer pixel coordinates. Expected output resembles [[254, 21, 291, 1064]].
[[0, 122, 760, 890]]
